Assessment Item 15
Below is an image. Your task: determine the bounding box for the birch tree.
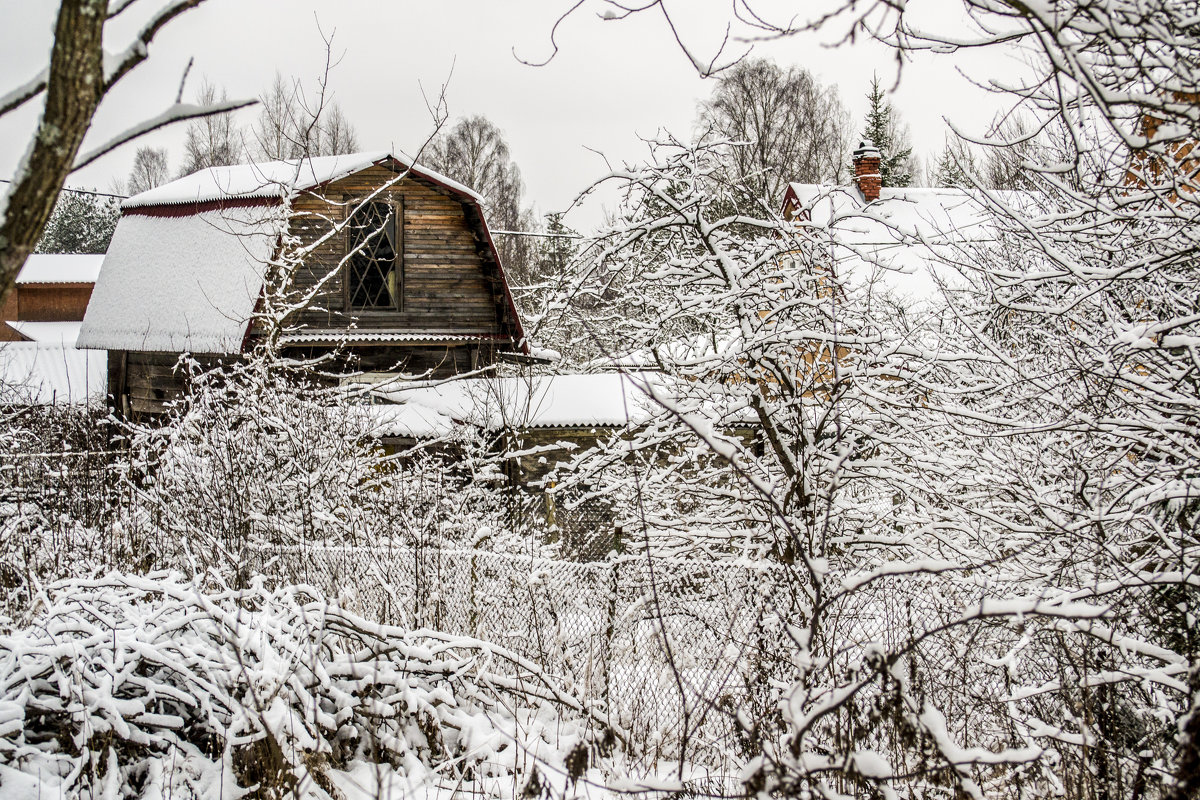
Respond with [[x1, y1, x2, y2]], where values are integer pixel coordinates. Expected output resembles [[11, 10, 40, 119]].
[[250, 71, 359, 161], [125, 145, 170, 195], [424, 115, 539, 283], [178, 79, 243, 174], [697, 58, 850, 209]]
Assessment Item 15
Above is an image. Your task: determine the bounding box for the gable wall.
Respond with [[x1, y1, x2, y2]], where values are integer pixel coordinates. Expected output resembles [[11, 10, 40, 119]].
[[285, 165, 503, 335]]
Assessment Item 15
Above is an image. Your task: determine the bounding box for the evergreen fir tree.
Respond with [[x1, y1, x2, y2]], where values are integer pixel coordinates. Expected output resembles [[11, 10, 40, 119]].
[[862, 75, 914, 187], [536, 213, 578, 281], [35, 189, 120, 254]]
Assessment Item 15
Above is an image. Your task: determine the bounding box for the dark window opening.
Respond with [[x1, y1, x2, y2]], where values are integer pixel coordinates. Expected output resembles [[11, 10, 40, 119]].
[[347, 201, 401, 311]]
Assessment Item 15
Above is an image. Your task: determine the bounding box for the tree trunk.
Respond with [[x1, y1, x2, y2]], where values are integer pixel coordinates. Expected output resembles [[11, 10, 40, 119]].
[[0, 0, 107, 308]]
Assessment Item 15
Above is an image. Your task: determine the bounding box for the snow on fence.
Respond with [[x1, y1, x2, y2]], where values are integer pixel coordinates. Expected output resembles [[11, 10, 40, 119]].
[[245, 543, 1013, 775], [247, 543, 780, 770]]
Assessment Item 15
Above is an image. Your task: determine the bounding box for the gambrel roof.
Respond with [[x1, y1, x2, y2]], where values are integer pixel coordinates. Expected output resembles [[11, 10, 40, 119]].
[[79, 152, 526, 354], [121, 151, 484, 210], [78, 206, 284, 353]]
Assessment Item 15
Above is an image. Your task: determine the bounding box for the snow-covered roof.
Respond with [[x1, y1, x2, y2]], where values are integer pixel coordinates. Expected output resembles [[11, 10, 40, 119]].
[[81, 151, 527, 355], [368, 401, 460, 439], [375, 372, 668, 431], [16, 253, 105, 284], [123, 151, 483, 210], [77, 206, 284, 354], [6, 320, 83, 345], [782, 184, 1025, 304], [0, 341, 106, 405]]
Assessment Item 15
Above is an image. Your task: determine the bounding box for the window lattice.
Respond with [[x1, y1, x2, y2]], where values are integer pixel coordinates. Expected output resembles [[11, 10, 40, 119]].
[[347, 201, 399, 310]]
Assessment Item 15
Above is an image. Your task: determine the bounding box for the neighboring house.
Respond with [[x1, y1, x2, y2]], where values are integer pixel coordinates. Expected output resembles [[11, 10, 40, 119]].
[[1126, 92, 1199, 198], [77, 152, 528, 418], [1, 253, 103, 343], [781, 140, 1010, 306], [0, 254, 107, 405]]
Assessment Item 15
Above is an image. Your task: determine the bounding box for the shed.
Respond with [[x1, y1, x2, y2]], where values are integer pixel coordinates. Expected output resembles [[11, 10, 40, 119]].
[[1, 254, 104, 342]]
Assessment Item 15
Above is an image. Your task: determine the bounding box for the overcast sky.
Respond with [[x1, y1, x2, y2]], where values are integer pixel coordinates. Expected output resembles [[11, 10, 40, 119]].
[[0, 0, 1020, 229]]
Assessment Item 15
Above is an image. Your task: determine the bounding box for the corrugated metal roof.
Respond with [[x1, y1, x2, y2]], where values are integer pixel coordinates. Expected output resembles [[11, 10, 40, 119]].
[[374, 372, 669, 430], [0, 342, 106, 405], [16, 254, 104, 284], [278, 331, 508, 345]]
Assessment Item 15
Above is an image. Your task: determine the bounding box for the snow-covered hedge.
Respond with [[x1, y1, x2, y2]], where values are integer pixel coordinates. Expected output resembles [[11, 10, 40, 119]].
[[0, 573, 620, 799]]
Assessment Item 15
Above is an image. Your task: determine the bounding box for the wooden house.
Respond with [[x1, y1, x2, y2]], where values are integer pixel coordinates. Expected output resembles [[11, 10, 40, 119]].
[[1, 254, 103, 343], [77, 152, 528, 417]]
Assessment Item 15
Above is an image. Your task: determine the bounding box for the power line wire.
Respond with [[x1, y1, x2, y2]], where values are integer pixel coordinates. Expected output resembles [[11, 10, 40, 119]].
[[0, 179, 128, 200]]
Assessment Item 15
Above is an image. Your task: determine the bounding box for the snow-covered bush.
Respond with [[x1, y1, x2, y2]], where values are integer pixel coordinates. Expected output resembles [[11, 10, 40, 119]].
[[0, 572, 621, 799], [537, 130, 1197, 797], [0, 403, 124, 623], [118, 357, 516, 583]]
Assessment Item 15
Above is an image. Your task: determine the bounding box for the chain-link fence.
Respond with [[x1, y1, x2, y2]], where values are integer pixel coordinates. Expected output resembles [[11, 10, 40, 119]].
[[0, 445, 1100, 787], [244, 542, 1031, 779], [247, 543, 792, 770]]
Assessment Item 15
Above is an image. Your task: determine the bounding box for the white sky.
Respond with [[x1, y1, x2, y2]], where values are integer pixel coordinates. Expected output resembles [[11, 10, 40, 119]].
[[0, 0, 1021, 230]]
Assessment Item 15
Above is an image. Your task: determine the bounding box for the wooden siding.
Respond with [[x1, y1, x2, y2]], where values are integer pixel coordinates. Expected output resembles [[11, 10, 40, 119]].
[[111, 350, 222, 419], [18, 284, 93, 322], [0, 291, 18, 341], [283, 166, 508, 339], [1, 283, 94, 340]]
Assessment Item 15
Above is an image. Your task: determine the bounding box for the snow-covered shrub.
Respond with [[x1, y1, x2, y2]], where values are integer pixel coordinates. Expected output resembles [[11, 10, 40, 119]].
[[0, 404, 125, 623], [0, 572, 621, 799], [119, 358, 517, 583]]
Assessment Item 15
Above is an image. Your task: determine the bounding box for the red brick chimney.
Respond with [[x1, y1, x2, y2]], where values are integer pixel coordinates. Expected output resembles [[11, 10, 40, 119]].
[[853, 139, 882, 202]]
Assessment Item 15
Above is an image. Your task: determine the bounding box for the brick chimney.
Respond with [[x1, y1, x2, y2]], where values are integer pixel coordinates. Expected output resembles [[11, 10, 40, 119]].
[[852, 139, 882, 202]]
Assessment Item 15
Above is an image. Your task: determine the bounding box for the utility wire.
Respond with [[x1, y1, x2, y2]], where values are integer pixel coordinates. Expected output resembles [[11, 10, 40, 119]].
[[0, 178, 128, 200]]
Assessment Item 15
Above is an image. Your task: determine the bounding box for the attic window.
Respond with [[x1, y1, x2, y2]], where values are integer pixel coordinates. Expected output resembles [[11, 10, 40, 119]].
[[346, 200, 402, 311]]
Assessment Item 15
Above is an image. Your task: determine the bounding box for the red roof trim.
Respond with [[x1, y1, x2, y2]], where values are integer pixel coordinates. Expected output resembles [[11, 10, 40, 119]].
[[468, 202, 529, 354], [123, 196, 280, 218]]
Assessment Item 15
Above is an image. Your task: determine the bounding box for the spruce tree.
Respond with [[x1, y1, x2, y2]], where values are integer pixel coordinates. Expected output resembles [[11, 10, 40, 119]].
[[35, 190, 119, 254], [862, 75, 914, 187]]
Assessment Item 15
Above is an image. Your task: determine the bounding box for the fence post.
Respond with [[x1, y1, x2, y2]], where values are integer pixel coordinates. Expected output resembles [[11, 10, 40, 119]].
[[469, 548, 479, 638], [602, 554, 620, 711]]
